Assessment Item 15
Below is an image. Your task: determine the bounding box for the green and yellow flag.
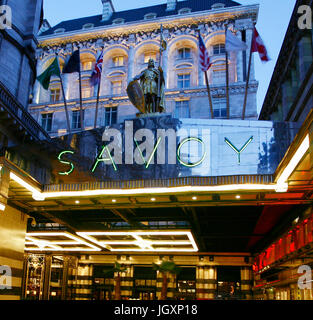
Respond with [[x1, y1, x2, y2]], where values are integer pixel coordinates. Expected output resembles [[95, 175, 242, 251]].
[[37, 57, 61, 90]]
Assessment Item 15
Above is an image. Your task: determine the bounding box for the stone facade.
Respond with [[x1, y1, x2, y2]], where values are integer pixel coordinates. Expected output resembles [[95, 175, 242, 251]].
[[29, 0, 259, 138], [259, 0, 313, 125]]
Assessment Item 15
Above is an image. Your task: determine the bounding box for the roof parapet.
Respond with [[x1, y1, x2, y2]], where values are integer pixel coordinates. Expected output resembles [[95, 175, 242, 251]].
[[166, 0, 177, 11]]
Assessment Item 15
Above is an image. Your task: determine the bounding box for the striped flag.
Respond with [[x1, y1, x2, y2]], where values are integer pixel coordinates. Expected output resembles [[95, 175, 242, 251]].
[[198, 33, 212, 72], [90, 50, 104, 86], [251, 27, 270, 62]]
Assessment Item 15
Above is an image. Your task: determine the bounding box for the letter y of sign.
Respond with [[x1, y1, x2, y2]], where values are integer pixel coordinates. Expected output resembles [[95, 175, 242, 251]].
[[224, 136, 253, 164]]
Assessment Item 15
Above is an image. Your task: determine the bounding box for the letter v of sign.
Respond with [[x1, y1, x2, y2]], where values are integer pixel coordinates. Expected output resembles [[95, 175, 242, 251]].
[[224, 136, 253, 164]]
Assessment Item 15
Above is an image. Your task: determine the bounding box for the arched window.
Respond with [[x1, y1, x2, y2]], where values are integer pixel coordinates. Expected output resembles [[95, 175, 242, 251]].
[[211, 3, 226, 10], [112, 18, 125, 25], [82, 23, 94, 30], [178, 8, 191, 15], [177, 48, 191, 60], [144, 13, 157, 20], [54, 28, 65, 34], [112, 56, 124, 67], [144, 51, 157, 63], [80, 53, 96, 71]]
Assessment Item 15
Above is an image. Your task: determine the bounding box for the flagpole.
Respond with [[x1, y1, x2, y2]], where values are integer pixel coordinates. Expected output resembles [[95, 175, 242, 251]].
[[77, 49, 84, 131], [157, 24, 164, 113], [204, 71, 214, 119], [56, 53, 71, 134], [198, 29, 214, 119], [94, 49, 103, 129], [94, 69, 102, 129], [242, 26, 254, 120], [225, 25, 230, 119]]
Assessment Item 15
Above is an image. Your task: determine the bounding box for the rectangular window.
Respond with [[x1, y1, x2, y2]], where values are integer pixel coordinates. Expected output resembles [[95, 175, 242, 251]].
[[177, 74, 190, 89], [213, 44, 226, 55], [104, 107, 117, 126], [41, 113, 53, 132], [213, 99, 227, 118], [178, 48, 191, 59], [72, 110, 84, 129], [50, 88, 61, 102], [111, 81, 122, 95], [175, 100, 190, 118], [113, 56, 124, 67], [81, 80, 92, 99], [212, 63, 226, 85], [82, 61, 93, 71]]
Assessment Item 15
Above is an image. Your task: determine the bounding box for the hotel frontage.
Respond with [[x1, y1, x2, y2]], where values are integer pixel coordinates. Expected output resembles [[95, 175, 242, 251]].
[[0, 0, 313, 301]]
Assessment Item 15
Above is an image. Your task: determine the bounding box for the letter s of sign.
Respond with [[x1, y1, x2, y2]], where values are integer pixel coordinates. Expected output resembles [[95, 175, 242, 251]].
[[57, 151, 75, 176], [0, 265, 12, 290]]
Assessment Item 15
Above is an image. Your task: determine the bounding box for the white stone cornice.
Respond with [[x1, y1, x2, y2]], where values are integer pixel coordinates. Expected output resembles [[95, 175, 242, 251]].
[[38, 5, 259, 48]]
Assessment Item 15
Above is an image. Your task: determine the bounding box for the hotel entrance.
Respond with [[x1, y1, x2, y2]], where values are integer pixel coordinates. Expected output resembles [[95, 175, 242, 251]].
[[92, 265, 114, 300], [176, 267, 196, 300], [133, 266, 156, 300], [217, 267, 241, 300]]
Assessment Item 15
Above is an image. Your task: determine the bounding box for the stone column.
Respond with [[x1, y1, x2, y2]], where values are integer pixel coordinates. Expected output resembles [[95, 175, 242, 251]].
[[241, 267, 252, 300], [207, 267, 217, 299], [127, 45, 135, 84], [246, 28, 255, 81], [120, 265, 133, 298], [42, 255, 52, 300], [61, 256, 70, 300], [33, 58, 44, 104], [162, 49, 168, 89], [196, 266, 216, 300], [236, 30, 243, 82], [75, 264, 93, 300]]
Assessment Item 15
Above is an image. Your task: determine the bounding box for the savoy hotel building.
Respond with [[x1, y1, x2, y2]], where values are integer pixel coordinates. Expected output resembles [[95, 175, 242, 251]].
[[0, 0, 312, 301]]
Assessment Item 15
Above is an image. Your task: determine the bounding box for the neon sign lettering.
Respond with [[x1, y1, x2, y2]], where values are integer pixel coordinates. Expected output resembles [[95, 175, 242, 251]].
[[224, 136, 253, 164]]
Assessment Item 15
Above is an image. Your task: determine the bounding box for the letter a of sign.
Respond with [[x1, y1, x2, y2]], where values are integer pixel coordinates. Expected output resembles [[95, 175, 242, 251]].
[[0, 265, 12, 289], [224, 136, 253, 164]]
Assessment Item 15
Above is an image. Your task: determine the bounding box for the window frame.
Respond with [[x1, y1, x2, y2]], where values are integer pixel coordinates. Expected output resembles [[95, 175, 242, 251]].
[[104, 107, 118, 126], [177, 73, 191, 89], [50, 87, 61, 103], [178, 48, 191, 60], [41, 113, 53, 132], [71, 110, 84, 130], [175, 100, 190, 118]]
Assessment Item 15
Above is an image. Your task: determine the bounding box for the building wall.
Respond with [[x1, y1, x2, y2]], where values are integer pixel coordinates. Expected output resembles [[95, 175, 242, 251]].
[[29, 4, 259, 137], [0, 0, 43, 108], [0, 205, 28, 300], [259, 0, 313, 126]]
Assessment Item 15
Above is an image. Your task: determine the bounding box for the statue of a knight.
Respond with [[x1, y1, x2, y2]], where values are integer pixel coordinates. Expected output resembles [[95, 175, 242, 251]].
[[133, 58, 165, 113]]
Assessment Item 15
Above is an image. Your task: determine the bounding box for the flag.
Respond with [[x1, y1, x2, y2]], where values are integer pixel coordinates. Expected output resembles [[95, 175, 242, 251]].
[[198, 33, 212, 72], [37, 57, 61, 90], [251, 27, 270, 62], [90, 50, 104, 86], [225, 29, 248, 52], [63, 50, 80, 74]]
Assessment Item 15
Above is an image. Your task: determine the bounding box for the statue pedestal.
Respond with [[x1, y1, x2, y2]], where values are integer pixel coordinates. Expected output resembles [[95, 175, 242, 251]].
[[136, 112, 167, 118]]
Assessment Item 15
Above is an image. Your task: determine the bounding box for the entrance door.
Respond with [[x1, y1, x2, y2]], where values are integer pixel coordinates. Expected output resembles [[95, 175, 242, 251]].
[[92, 265, 114, 300], [217, 266, 241, 300], [133, 266, 156, 300]]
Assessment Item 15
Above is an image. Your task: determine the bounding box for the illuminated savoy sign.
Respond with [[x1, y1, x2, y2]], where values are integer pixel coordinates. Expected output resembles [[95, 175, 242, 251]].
[[57, 120, 254, 176]]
